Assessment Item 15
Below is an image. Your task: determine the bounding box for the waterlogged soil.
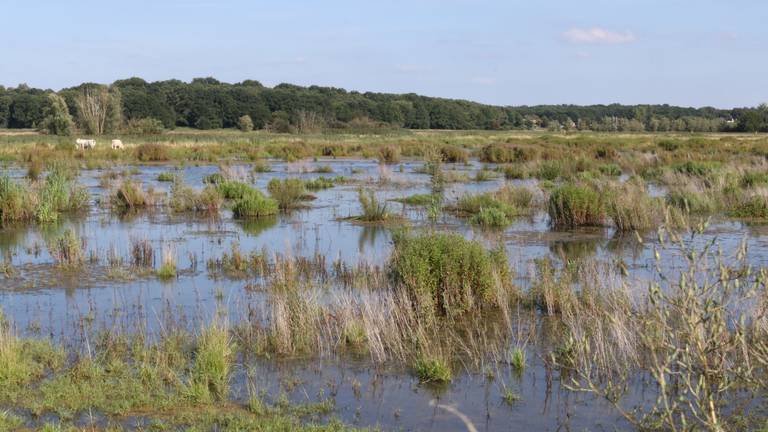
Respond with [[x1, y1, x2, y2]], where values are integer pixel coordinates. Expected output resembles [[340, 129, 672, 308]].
[[2, 159, 767, 431]]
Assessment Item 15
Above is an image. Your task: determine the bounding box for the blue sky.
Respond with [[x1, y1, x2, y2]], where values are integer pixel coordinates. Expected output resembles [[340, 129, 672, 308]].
[[1, 0, 765, 108]]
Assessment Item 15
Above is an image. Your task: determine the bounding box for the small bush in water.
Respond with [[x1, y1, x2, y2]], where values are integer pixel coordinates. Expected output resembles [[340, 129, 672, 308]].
[[547, 184, 605, 227], [232, 190, 279, 218], [389, 232, 513, 319]]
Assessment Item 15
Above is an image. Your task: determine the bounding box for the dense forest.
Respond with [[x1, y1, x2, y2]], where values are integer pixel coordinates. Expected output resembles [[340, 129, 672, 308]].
[[0, 77, 766, 134]]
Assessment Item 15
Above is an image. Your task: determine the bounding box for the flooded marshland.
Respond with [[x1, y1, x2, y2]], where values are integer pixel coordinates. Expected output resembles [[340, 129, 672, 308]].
[[1, 155, 767, 431]]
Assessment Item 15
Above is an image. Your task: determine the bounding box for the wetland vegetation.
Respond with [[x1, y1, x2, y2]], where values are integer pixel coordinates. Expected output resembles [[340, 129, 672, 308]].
[[1, 128, 768, 431]]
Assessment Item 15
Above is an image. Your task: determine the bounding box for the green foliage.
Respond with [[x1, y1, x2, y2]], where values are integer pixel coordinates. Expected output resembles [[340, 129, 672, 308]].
[[47, 229, 83, 267], [170, 182, 223, 213], [112, 180, 152, 210], [666, 189, 716, 214], [125, 117, 164, 135], [547, 184, 605, 227], [40, 93, 74, 136], [304, 176, 345, 191], [389, 232, 513, 319], [470, 207, 510, 227], [730, 195, 768, 219], [237, 114, 254, 132], [392, 193, 435, 206], [674, 161, 720, 177], [232, 189, 279, 219], [377, 145, 400, 164], [414, 357, 452, 383], [598, 163, 622, 177], [439, 145, 468, 163], [536, 160, 566, 181], [135, 143, 169, 161], [217, 181, 253, 200], [267, 178, 306, 209], [356, 189, 389, 222], [188, 322, 233, 403], [740, 171, 768, 188], [157, 172, 177, 182]]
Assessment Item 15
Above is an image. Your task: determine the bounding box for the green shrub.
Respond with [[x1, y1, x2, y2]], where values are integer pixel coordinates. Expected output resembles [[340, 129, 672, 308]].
[[392, 194, 435, 206], [608, 182, 661, 231], [470, 207, 510, 227], [535, 161, 565, 181], [304, 176, 345, 191], [730, 195, 768, 219], [658, 139, 681, 151], [389, 232, 513, 319], [217, 181, 254, 200], [125, 118, 164, 135], [202, 173, 226, 185], [547, 184, 605, 227], [440, 145, 468, 163], [598, 163, 622, 177], [414, 357, 452, 383], [674, 161, 720, 177], [740, 171, 768, 188], [665, 189, 716, 214], [232, 190, 279, 219], [47, 229, 83, 267], [135, 143, 169, 162], [480, 144, 536, 163], [252, 160, 272, 173], [112, 181, 152, 210], [188, 323, 233, 403], [377, 145, 400, 164], [267, 178, 306, 210], [502, 164, 528, 179], [0, 177, 33, 224], [357, 189, 389, 222], [170, 181, 222, 213], [237, 114, 254, 132], [157, 172, 177, 182]]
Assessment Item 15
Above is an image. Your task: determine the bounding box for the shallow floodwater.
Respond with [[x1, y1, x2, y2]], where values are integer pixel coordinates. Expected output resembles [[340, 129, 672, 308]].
[[1, 158, 766, 431]]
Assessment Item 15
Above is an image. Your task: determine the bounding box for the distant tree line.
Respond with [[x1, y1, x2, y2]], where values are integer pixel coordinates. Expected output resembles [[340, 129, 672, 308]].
[[0, 78, 766, 135]]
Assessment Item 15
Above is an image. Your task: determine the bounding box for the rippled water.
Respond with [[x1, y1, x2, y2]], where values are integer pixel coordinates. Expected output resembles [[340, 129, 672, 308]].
[[1, 159, 766, 431]]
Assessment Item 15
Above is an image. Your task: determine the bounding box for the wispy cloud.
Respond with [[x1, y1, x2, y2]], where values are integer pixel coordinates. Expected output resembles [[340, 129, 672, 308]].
[[563, 27, 635, 44]]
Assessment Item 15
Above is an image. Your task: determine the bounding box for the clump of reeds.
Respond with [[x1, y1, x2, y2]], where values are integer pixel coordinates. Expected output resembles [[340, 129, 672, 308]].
[[389, 232, 514, 319], [231, 189, 279, 219], [607, 180, 664, 231], [547, 183, 605, 227], [157, 244, 177, 280], [130, 237, 154, 268], [112, 180, 154, 211], [439, 145, 468, 164], [135, 143, 169, 162], [413, 356, 452, 383], [377, 145, 400, 164], [356, 189, 389, 222], [170, 180, 222, 213], [156, 172, 177, 182], [47, 229, 84, 268], [187, 320, 233, 403], [267, 178, 306, 210]]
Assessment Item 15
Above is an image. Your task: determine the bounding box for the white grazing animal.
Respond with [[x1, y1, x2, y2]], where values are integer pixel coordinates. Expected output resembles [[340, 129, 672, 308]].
[[111, 139, 124, 150]]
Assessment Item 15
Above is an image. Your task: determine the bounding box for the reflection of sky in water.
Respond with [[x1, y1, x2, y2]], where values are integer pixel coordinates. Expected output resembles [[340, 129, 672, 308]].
[[0, 160, 765, 431]]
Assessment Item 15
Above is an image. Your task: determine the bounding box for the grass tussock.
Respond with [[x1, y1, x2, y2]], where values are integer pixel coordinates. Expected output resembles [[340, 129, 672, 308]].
[[355, 189, 390, 222], [267, 178, 307, 210], [547, 184, 605, 227], [112, 180, 155, 211], [389, 232, 514, 319]]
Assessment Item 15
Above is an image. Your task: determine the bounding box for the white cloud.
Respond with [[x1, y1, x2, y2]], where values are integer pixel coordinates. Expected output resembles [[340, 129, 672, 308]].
[[563, 27, 635, 44]]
